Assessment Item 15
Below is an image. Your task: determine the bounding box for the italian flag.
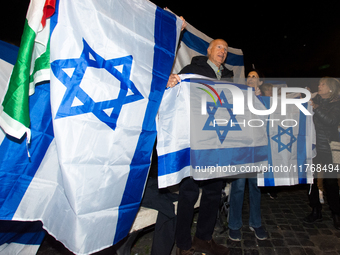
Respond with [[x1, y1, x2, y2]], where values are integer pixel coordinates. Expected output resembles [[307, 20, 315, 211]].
[[0, 0, 55, 141]]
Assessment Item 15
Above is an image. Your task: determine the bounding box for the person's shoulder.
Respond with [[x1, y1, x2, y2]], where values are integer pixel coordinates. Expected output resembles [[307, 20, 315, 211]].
[[190, 55, 209, 65], [179, 56, 209, 74], [179, 64, 194, 75]]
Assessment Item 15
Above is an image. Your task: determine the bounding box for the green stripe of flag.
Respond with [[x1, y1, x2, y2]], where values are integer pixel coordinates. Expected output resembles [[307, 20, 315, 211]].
[[2, 19, 36, 129], [0, 0, 52, 140]]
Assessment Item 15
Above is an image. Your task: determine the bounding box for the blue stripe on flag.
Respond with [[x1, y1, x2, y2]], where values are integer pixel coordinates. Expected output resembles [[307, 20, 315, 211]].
[[181, 30, 244, 66], [181, 78, 250, 91], [114, 7, 178, 244], [189, 78, 250, 90], [181, 30, 209, 56], [264, 117, 275, 186], [50, 0, 60, 36], [0, 40, 18, 65], [0, 83, 54, 219], [261, 96, 275, 186], [190, 145, 268, 167], [226, 51, 244, 66], [297, 102, 308, 184], [0, 221, 45, 245], [158, 147, 190, 176]]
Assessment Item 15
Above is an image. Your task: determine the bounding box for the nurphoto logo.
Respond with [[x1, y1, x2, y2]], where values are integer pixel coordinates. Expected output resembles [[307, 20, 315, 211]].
[[200, 84, 312, 116]]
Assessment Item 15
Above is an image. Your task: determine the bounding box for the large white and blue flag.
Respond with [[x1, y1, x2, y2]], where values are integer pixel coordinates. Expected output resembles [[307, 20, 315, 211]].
[[156, 10, 246, 188], [0, 0, 182, 254], [0, 40, 46, 255], [157, 76, 316, 188], [257, 95, 315, 186], [157, 74, 268, 188], [169, 15, 245, 83]]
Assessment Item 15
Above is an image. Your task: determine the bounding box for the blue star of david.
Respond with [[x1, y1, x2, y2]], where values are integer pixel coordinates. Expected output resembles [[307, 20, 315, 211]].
[[203, 90, 242, 143], [271, 126, 297, 152], [51, 39, 143, 131]]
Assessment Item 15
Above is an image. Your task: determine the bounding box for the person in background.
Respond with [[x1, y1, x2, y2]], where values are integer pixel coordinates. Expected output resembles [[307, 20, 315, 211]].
[[303, 77, 340, 230], [259, 83, 273, 97], [167, 39, 232, 255], [258, 82, 279, 199], [246, 70, 262, 96], [228, 70, 268, 241]]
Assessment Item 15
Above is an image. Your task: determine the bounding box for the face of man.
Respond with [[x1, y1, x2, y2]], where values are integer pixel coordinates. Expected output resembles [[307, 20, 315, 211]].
[[207, 39, 228, 68]]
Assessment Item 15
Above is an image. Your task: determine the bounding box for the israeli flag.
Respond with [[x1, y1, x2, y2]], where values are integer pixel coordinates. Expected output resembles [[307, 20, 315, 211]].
[[157, 74, 268, 188], [168, 12, 245, 84], [0, 0, 181, 254], [257, 96, 315, 186]]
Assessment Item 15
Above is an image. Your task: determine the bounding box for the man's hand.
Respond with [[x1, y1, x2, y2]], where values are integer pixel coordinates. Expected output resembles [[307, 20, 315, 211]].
[[179, 16, 187, 31], [167, 74, 181, 88]]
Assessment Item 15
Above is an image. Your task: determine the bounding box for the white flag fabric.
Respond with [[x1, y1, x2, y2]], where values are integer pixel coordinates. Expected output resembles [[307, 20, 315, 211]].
[[170, 17, 245, 84], [0, 40, 18, 105], [257, 96, 315, 186], [0, 0, 181, 254], [157, 74, 268, 188]]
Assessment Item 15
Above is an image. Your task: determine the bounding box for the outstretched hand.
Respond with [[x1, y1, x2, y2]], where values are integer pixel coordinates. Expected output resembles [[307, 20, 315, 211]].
[[166, 74, 181, 88]]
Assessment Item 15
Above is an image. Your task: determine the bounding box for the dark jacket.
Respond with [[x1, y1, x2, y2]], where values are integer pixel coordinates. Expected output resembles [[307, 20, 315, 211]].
[[312, 94, 340, 153], [179, 56, 233, 79]]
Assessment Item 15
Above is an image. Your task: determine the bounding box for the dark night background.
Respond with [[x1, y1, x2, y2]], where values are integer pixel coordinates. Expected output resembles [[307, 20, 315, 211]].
[[1, 1, 339, 85]]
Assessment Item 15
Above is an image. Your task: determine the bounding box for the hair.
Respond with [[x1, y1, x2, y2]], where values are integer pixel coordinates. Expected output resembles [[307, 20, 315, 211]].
[[247, 69, 265, 80], [319, 77, 340, 101], [260, 83, 273, 96]]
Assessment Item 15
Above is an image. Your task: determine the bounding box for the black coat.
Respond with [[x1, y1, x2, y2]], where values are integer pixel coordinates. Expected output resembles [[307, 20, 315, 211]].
[[312, 94, 340, 153], [179, 56, 233, 79]]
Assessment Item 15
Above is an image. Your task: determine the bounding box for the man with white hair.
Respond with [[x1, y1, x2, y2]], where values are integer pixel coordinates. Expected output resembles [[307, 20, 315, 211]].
[[167, 39, 232, 255]]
